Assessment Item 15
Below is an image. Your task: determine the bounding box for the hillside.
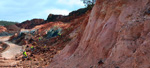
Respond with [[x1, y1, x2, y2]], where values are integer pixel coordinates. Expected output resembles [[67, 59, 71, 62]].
[[16, 19, 45, 29], [0, 21, 18, 26], [16, 7, 91, 29]]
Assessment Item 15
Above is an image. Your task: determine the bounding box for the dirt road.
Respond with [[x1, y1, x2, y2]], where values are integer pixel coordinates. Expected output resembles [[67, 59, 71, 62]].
[[0, 36, 22, 59]]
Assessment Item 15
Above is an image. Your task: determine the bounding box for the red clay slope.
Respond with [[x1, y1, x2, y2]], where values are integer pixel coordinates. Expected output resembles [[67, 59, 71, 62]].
[[0, 26, 7, 33], [48, 0, 150, 68], [34, 22, 70, 35]]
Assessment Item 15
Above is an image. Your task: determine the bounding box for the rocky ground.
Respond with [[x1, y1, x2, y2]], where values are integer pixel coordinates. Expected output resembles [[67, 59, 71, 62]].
[[0, 19, 78, 67], [0, 35, 59, 68]]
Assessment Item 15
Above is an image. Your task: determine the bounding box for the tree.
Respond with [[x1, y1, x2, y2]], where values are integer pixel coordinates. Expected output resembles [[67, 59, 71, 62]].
[[81, 0, 96, 10], [81, 0, 96, 6]]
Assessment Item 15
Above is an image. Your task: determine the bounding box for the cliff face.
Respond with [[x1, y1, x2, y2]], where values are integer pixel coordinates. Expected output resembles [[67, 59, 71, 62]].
[[48, 0, 150, 68]]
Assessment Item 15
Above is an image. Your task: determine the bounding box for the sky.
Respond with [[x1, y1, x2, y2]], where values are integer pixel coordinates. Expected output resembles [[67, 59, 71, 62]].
[[0, 0, 85, 22]]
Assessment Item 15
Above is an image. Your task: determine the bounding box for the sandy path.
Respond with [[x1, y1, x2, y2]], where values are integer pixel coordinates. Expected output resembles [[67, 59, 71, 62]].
[[0, 36, 11, 42], [0, 36, 22, 59], [1, 41, 22, 59]]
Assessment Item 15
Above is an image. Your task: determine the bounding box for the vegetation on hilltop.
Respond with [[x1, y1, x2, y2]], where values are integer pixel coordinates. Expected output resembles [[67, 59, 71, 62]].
[[81, 0, 96, 6], [0, 21, 18, 26]]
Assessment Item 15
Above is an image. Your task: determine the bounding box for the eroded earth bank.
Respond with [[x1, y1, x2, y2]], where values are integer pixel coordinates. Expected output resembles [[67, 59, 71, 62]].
[[48, 0, 150, 68]]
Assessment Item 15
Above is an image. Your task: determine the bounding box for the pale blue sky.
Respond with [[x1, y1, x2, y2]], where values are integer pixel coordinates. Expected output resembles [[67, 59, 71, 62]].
[[0, 0, 84, 22]]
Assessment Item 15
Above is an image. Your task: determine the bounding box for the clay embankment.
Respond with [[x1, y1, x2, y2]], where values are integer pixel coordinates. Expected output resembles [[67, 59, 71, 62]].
[[48, 0, 150, 68]]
